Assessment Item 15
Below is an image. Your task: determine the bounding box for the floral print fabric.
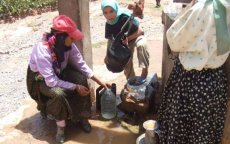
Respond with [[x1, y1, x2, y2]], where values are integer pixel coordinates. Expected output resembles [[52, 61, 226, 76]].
[[166, 0, 230, 71], [158, 58, 228, 144]]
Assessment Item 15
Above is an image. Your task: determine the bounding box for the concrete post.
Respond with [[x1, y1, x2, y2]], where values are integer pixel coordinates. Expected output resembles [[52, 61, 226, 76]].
[[58, 0, 95, 98], [222, 57, 230, 144]]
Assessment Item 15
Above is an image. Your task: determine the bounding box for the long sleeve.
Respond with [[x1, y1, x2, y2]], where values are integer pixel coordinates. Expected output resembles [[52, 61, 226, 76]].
[[29, 42, 77, 90], [68, 44, 94, 78]]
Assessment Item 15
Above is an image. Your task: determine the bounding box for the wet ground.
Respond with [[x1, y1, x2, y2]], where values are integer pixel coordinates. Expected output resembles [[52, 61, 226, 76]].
[[0, 0, 167, 143]]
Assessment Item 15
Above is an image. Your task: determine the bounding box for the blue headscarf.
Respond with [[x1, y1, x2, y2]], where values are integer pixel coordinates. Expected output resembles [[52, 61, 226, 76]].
[[101, 0, 139, 25]]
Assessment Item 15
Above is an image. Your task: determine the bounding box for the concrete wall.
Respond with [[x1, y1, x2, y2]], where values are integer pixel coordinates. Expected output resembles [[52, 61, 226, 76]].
[[222, 57, 230, 144], [161, 11, 176, 88]]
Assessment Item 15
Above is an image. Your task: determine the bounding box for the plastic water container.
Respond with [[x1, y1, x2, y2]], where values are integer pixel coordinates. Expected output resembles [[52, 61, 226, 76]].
[[136, 120, 160, 144], [101, 88, 117, 120]]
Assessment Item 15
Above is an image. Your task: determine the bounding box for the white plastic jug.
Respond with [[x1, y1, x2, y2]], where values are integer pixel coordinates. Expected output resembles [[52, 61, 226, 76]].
[[101, 89, 117, 120]]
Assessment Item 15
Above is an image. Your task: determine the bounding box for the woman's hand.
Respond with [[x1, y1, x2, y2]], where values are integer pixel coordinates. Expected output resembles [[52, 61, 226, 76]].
[[192, 0, 197, 6], [101, 82, 111, 89], [91, 75, 111, 89], [104, 56, 108, 64], [75, 85, 90, 96], [121, 35, 128, 45]]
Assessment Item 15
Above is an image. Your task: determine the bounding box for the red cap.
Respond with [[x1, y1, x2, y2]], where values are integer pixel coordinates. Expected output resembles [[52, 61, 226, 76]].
[[52, 15, 84, 40]]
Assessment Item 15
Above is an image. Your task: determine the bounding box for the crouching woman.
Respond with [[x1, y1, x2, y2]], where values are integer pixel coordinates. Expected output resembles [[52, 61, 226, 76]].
[[26, 15, 109, 143]]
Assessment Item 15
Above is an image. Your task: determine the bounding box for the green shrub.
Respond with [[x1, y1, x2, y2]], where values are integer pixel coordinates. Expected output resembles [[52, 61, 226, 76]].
[[0, 0, 57, 16]]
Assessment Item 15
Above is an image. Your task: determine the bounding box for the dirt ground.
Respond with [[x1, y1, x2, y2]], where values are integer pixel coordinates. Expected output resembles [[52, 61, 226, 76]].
[[0, 0, 167, 143]]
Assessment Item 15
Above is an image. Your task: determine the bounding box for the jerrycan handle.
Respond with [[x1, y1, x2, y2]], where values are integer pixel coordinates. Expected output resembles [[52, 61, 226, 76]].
[[96, 85, 104, 111], [111, 83, 116, 96]]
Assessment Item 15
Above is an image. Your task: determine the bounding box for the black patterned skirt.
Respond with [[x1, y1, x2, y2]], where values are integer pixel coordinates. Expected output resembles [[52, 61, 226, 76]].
[[158, 58, 228, 144]]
